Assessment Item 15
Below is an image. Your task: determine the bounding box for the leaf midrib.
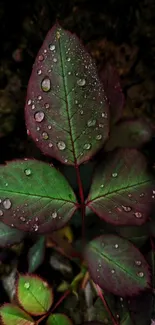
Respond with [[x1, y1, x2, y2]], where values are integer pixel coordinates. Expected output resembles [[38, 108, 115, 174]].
[[91, 244, 144, 283]]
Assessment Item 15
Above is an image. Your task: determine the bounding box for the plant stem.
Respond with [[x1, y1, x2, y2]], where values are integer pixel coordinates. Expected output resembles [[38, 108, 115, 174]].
[[75, 164, 85, 246], [93, 283, 119, 325]]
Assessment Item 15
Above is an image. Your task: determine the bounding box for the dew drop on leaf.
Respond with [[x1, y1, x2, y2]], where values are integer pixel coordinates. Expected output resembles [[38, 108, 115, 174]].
[[41, 77, 51, 92], [111, 269, 115, 274], [48, 143, 53, 148], [134, 212, 142, 218], [137, 271, 144, 277], [3, 199, 12, 210], [24, 168, 32, 176], [77, 78, 86, 86], [57, 141, 66, 150], [37, 69, 42, 75], [114, 244, 119, 248], [96, 134, 102, 140], [51, 211, 57, 219], [24, 282, 30, 289], [53, 58, 57, 63], [38, 55, 44, 61], [34, 111, 45, 122], [42, 132, 49, 140], [49, 44, 55, 51], [33, 224, 39, 232], [0, 210, 3, 216], [87, 119, 96, 127], [135, 260, 142, 266], [27, 99, 32, 105], [112, 172, 118, 178], [84, 143, 91, 150], [122, 205, 132, 212]]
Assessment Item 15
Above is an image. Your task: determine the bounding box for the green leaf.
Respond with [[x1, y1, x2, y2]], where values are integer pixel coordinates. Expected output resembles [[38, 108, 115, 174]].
[[84, 234, 151, 296], [0, 222, 25, 247], [86, 149, 154, 226], [16, 274, 53, 316], [25, 23, 109, 166], [28, 236, 45, 272], [46, 313, 73, 325], [0, 303, 34, 325], [0, 160, 77, 233]]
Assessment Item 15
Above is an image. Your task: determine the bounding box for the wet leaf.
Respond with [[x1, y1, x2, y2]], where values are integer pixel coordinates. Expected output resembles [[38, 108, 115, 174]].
[[25, 23, 109, 166], [46, 313, 73, 325], [86, 149, 154, 226], [0, 303, 34, 325], [0, 160, 77, 233], [0, 222, 25, 247], [105, 118, 152, 151], [99, 63, 124, 125], [28, 236, 45, 272], [85, 234, 151, 296], [16, 274, 53, 316]]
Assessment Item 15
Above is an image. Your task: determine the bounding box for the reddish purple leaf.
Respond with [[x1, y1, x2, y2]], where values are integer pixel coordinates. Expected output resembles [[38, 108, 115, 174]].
[[86, 149, 154, 226], [25, 23, 109, 166], [99, 63, 124, 125], [105, 118, 152, 151], [85, 234, 151, 296]]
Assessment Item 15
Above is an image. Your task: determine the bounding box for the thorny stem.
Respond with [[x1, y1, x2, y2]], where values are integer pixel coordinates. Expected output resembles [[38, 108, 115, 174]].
[[75, 164, 86, 246], [36, 290, 70, 324], [93, 283, 119, 325]]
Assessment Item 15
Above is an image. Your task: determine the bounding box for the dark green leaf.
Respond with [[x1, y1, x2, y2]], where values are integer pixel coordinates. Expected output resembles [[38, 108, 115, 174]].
[[86, 149, 154, 225], [105, 118, 152, 151], [85, 234, 151, 296], [0, 160, 77, 233], [28, 236, 45, 272], [25, 24, 109, 165], [0, 222, 25, 247]]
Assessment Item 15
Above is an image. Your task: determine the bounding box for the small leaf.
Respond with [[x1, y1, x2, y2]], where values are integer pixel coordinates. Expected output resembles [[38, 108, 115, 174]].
[[85, 234, 151, 296], [46, 313, 73, 325], [0, 160, 77, 233], [0, 303, 34, 325], [105, 118, 152, 151], [0, 222, 25, 247], [28, 236, 45, 272], [99, 63, 124, 125], [16, 274, 53, 316], [25, 23, 109, 166], [86, 149, 154, 226]]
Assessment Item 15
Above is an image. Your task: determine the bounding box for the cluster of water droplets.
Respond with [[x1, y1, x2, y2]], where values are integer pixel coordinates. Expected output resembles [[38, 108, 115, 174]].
[[0, 197, 12, 217]]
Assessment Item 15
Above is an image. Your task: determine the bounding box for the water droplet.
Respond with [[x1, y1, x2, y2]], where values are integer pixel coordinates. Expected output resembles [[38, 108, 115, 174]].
[[134, 212, 142, 218], [38, 55, 44, 61], [122, 205, 132, 212], [67, 57, 71, 61], [140, 193, 144, 198], [32, 104, 35, 110], [137, 271, 144, 277], [49, 44, 55, 51], [112, 172, 118, 177], [42, 132, 49, 140], [111, 269, 115, 274], [5, 183, 8, 187], [100, 184, 104, 188], [41, 77, 51, 92], [33, 224, 38, 232], [80, 110, 83, 115], [57, 141, 66, 150], [102, 112, 108, 118], [87, 119, 96, 127], [0, 210, 3, 216], [77, 78, 86, 86], [27, 99, 32, 105], [24, 168, 32, 176], [96, 134, 102, 140], [37, 69, 42, 75], [114, 244, 119, 248], [51, 211, 57, 219], [48, 125, 52, 130], [24, 282, 30, 289], [20, 216, 26, 222], [68, 71, 71, 75], [34, 111, 45, 123], [128, 193, 132, 197], [53, 58, 57, 63], [45, 103, 50, 109], [83, 143, 91, 150], [135, 260, 142, 266], [120, 297, 123, 301], [3, 199, 12, 210], [48, 143, 53, 148]]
